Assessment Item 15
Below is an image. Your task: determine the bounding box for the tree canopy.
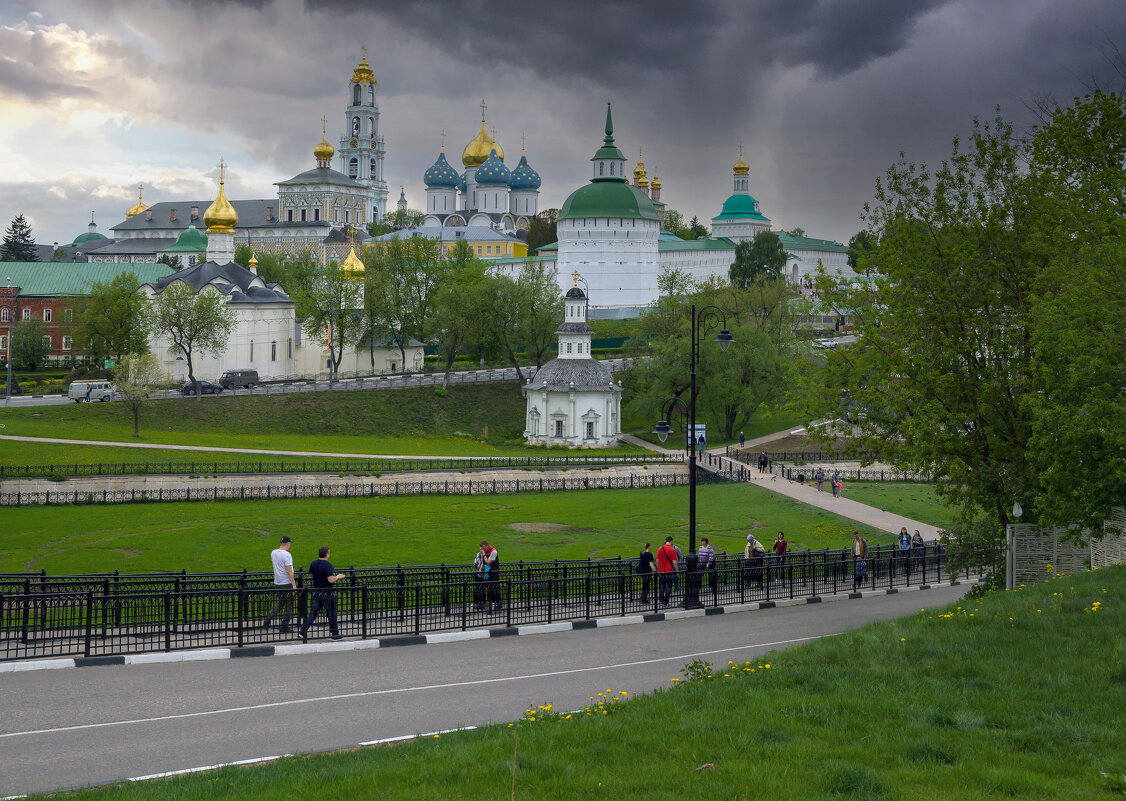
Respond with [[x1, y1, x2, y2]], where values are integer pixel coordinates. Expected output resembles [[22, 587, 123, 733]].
[[2, 214, 38, 261], [149, 282, 236, 397], [729, 231, 786, 288], [75, 272, 151, 363], [525, 208, 559, 253], [10, 319, 50, 369]]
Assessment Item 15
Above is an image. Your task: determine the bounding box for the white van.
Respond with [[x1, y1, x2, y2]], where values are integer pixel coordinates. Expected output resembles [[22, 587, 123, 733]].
[[68, 381, 115, 403]]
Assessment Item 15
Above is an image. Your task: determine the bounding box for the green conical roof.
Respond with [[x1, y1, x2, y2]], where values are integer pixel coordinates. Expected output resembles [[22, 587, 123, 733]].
[[591, 101, 625, 163]]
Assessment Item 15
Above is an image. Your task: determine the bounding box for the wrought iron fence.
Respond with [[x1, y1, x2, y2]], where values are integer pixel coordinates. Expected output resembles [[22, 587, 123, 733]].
[[0, 453, 680, 480], [0, 544, 991, 661], [724, 448, 933, 482]]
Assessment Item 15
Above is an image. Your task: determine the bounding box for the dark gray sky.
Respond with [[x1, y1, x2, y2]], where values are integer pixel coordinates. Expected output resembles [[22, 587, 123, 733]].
[[1, 0, 1124, 247]]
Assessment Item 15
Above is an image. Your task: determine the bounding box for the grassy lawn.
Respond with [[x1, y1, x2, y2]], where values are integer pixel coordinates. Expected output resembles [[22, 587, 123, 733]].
[[2, 482, 890, 574], [48, 565, 1125, 800], [844, 482, 959, 530], [0, 383, 642, 458]]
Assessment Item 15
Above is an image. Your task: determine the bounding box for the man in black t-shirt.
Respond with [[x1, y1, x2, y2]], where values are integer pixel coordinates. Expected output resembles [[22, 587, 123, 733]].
[[300, 546, 346, 640]]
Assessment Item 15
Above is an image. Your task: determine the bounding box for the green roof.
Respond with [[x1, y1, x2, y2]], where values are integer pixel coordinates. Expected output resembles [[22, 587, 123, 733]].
[[70, 231, 108, 246], [657, 237, 736, 252], [711, 193, 771, 221], [158, 225, 208, 253], [559, 181, 660, 221], [1, 263, 176, 296], [535, 242, 559, 253], [776, 231, 848, 253]]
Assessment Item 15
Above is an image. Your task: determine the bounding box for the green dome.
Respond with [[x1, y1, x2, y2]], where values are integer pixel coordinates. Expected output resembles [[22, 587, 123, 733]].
[[158, 224, 209, 253], [559, 181, 659, 221], [712, 193, 770, 222], [70, 231, 108, 246]]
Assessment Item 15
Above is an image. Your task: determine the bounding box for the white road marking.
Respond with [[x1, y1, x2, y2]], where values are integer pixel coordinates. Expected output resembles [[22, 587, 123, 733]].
[[0, 634, 831, 740]]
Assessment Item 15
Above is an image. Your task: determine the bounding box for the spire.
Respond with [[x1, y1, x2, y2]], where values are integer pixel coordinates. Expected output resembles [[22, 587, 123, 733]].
[[604, 100, 615, 144]]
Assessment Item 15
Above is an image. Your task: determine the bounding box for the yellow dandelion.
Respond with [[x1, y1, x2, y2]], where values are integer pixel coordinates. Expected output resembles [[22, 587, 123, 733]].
[[619, 691, 628, 696], [765, 664, 771, 669], [671, 678, 680, 682]]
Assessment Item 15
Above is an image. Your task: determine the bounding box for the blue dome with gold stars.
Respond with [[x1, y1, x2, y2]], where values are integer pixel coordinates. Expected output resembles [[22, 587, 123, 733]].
[[456, 172, 467, 193], [474, 148, 510, 187], [509, 154, 541, 191], [424, 151, 459, 188]]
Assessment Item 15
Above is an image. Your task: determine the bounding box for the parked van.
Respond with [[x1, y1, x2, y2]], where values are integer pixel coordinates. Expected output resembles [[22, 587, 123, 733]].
[[68, 381, 115, 403], [219, 369, 259, 389]]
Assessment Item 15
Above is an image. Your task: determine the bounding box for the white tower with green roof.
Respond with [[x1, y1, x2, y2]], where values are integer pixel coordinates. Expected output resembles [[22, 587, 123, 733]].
[[556, 102, 661, 309]]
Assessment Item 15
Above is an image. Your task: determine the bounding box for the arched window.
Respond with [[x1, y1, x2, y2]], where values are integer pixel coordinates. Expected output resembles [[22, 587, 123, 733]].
[[610, 162, 615, 175], [368, 117, 375, 135], [349, 158, 359, 178], [0, 308, 7, 321], [370, 158, 377, 179], [599, 163, 604, 176], [352, 117, 360, 136], [368, 85, 375, 105], [353, 84, 361, 105]]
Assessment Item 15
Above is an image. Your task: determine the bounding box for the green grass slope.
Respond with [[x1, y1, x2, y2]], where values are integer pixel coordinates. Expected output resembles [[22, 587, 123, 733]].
[[2, 482, 890, 574], [51, 566, 1125, 800]]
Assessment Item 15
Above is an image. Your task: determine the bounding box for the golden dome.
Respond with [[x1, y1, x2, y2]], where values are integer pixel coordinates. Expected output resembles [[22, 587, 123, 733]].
[[351, 51, 376, 85], [633, 147, 647, 181], [314, 118, 335, 162], [462, 120, 495, 167], [733, 143, 750, 175], [341, 245, 365, 278], [651, 168, 662, 190], [248, 252, 258, 269], [204, 162, 238, 233], [125, 183, 149, 218]]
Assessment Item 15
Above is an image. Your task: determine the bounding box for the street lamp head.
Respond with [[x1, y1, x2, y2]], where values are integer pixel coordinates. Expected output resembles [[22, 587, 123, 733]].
[[715, 328, 734, 353], [653, 419, 672, 443], [1012, 501, 1022, 519]]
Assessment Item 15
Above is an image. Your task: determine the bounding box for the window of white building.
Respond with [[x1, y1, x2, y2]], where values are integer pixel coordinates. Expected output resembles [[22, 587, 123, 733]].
[[586, 421, 595, 439], [566, 343, 572, 354], [249, 341, 254, 362], [271, 341, 277, 362], [554, 420, 563, 437]]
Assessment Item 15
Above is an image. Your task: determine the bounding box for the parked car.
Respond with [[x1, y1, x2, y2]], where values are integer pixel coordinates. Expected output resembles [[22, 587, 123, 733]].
[[813, 338, 838, 349], [68, 381, 116, 402], [180, 380, 223, 396], [219, 369, 258, 389]]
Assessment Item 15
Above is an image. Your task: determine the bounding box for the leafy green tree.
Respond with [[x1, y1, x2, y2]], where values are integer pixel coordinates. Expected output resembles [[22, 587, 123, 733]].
[[517, 260, 563, 370], [785, 227, 806, 237], [10, 319, 51, 369], [2, 214, 38, 261], [689, 216, 709, 238], [481, 272, 528, 381], [75, 272, 151, 364], [233, 244, 253, 267], [149, 281, 236, 398], [846, 229, 876, 273], [296, 261, 365, 377], [433, 239, 491, 387], [377, 209, 426, 232], [525, 208, 559, 253], [363, 236, 449, 368], [729, 231, 786, 287], [156, 254, 179, 268], [113, 353, 166, 437]]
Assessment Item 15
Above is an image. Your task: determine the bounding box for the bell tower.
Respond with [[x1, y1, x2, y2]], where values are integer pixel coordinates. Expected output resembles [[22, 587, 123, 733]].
[[337, 48, 389, 222]]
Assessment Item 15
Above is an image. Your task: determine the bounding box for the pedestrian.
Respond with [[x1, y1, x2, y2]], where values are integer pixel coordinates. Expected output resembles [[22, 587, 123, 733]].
[[656, 536, 678, 606], [472, 545, 487, 610], [262, 535, 296, 634], [698, 537, 715, 593], [851, 531, 867, 590], [739, 431, 745, 448], [637, 542, 656, 603], [300, 546, 346, 640], [84, 385, 91, 403], [697, 433, 705, 452], [851, 531, 868, 560], [815, 467, 825, 492], [831, 469, 840, 496], [480, 539, 501, 611], [758, 451, 768, 473], [773, 531, 788, 582], [898, 527, 911, 575], [911, 529, 926, 572], [744, 534, 766, 585], [836, 479, 844, 498], [672, 540, 684, 593]]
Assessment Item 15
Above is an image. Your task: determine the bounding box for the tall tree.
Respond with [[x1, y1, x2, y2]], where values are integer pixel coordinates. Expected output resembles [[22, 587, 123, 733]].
[[149, 281, 236, 398], [156, 254, 179, 269], [481, 273, 527, 382], [295, 261, 364, 377], [729, 231, 786, 287], [433, 239, 490, 387], [363, 236, 448, 368], [846, 229, 876, 273], [75, 272, 151, 364], [689, 216, 709, 238], [524, 208, 559, 253], [10, 319, 51, 369], [517, 260, 563, 370], [113, 353, 166, 437], [1, 214, 38, 261]]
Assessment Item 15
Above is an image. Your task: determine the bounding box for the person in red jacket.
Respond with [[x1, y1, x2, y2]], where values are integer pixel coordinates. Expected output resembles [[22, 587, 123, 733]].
[[656, 536, 678, 606]]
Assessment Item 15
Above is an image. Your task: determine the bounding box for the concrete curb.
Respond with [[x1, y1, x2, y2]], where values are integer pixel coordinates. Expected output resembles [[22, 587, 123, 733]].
[[2, 579, 978, 674]]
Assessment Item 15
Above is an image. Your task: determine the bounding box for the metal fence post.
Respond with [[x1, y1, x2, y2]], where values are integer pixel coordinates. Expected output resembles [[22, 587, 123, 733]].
[[413, 585, 421, 635], [84, 590, 94, 657], [237, 589, 245, 648], [164, 592, 172, 652]]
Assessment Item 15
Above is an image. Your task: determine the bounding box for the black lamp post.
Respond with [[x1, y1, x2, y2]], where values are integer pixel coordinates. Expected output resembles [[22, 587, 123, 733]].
[[4, 277, 14, 406], [653, 303, 733, 607]]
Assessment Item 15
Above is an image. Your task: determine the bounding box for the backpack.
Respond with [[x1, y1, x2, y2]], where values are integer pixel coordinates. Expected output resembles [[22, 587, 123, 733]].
[[855, 559, 867, 577]]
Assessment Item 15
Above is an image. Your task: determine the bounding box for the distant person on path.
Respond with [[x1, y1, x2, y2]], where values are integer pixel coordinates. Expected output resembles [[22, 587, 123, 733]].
[[911, 530, 926, 571], [832, 469, 840, 496], [851, 531, 867, 589], [745, 534, 766, 585], [637, 542, 656, 603], [672, 541, 684, 592], [300, 546, 345, 640], [758, 451, 768, 473], [698, 537, 715, 594], [262, 535, 296, 634], [815, 467, 825, 492], [739, 432, 745, 448], [773, 532, 788, 582], [473, 546, 487, 610], [480, 540, 501, 611], [656, 536, 678, 606]]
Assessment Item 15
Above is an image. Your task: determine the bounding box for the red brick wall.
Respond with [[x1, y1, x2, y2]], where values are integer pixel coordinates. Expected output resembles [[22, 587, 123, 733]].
[[0, 287, 82, 361]]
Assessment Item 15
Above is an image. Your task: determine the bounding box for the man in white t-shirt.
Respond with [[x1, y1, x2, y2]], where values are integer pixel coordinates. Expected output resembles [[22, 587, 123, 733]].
[[262, 536, 297, 633]]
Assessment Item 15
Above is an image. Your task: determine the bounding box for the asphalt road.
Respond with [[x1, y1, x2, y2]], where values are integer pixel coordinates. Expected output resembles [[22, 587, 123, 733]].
[[0, 584, 968, 798]]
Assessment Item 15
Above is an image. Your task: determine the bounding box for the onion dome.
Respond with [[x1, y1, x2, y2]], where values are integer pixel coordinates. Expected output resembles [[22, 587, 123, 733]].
[[462, 120, 495, 167], [314, 119, 335, 164], [733, 143, 749, 175], [456, 172, 467, 193], [204, 166, 238, 233], [475, 148, 510, 186], [424, 150, 459, 188], [341, 245, 365, 278], [651, 168, 662, 190], [509, 153, 541, 191], [160, 223, 208, 253], [247, 252, 258, 270], [125, 184, 149, 218], [633, 147, 648, 187]]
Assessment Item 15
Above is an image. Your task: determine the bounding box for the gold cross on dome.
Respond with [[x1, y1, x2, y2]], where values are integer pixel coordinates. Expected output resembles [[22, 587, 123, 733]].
[[480, 98, 487, 122], [738, 141, 744, 159], [521, 132, 526, 154], [216, 158, 227, 183], [492, 126, 498, 143], [440, 129, 446, 150], [571, 270, 580, 287], [137, 183, 143, 198], [362, 45, 367, 59], [321, 116, 328, 136]]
